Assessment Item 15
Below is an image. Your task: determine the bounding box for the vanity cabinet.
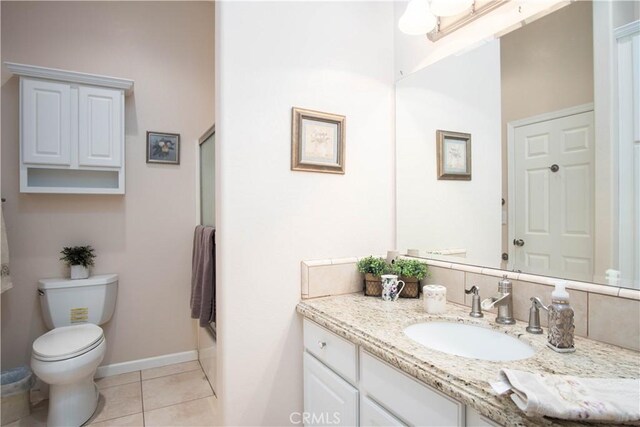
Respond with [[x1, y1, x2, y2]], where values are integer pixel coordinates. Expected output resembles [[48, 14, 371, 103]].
[[7, 62, 133, 194], [303, 319, 502, 427]]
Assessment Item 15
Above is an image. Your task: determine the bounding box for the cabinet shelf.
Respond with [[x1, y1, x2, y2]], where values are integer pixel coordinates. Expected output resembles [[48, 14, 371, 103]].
[[23, 168, 122, 194]]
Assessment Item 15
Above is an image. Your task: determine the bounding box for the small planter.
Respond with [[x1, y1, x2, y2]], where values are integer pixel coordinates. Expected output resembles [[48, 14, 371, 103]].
[[60, 245, 95, 279], [399, 276, 420, 298], [391, 259, 428, 299], [70, 265, 89, 280], [363, 273, 383, 297]]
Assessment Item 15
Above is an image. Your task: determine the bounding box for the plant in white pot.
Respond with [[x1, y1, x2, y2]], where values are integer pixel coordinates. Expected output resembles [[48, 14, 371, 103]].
[[60, 246, 96, 279]]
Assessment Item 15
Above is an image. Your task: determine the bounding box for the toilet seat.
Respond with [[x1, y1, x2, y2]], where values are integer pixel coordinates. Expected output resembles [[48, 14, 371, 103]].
[[32, 324, 104, 362]]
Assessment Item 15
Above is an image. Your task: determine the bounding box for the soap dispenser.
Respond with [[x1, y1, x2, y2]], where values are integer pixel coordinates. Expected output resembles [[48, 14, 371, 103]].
[[547, 281, 576, 353]]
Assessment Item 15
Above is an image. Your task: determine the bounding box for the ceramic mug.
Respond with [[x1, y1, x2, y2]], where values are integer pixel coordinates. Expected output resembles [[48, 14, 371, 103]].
[[381, 274, 405, 301]]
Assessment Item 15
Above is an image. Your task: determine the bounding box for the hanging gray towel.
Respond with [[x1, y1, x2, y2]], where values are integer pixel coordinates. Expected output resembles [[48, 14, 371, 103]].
[[190, 225, 215, 327]]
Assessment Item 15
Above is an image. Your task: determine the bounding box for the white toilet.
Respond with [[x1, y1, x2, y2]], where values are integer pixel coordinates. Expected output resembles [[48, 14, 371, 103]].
[[31, 274, 118, 427]]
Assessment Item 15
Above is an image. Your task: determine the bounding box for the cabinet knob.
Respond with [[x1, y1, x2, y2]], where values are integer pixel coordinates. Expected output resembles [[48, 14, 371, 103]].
[[318, 341, 326, 349]]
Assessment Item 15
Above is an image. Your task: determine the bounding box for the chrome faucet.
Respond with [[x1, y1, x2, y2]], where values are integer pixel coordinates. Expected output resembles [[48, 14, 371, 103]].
[[481, 275, 515, 325]]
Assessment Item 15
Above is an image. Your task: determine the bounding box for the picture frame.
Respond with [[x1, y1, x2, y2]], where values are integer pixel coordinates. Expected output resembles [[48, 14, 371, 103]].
[[436, 130, 471, 180], [291, 107, 345, 174], [147, 131, 180, 165]]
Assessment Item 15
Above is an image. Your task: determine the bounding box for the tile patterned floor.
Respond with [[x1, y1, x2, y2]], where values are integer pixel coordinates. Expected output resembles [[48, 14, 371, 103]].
[[7, 361, 216, 427]]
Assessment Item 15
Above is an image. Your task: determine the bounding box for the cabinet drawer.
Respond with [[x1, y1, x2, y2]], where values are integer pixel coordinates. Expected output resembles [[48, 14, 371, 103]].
[[360, 396, 406, 427], [304, 352, 358, 427], [304, 319, 357, 384], [360, 350, 464, 426]]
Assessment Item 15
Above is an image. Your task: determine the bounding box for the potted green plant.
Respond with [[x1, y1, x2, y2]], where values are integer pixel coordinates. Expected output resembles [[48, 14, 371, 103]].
[[357, 256, 391, 297], [60, 246, 96, 279], [391, 259, 428, 298]]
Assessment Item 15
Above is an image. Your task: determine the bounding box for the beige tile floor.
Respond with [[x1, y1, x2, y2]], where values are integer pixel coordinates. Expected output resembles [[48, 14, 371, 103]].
[[8, 361, 216, 427]]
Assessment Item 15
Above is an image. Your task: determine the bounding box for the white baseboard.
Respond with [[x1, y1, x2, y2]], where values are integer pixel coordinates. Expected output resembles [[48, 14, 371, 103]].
[[95, 350, 198, 378]]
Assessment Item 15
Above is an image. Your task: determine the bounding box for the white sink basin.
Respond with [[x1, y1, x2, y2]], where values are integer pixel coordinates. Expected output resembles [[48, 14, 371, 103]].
[[404, 322, 535, 361]]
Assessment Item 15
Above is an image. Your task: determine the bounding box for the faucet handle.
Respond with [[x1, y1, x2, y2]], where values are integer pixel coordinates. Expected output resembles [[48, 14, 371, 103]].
[[465, 285, 480, 295], [526, 297, 547, 334], [465, 286, 483, 318], [531, 296, 548, 311]]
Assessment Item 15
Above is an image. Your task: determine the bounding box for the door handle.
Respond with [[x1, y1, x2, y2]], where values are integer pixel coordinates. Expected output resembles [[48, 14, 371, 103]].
[[549, 164, 559, 172], [513, 239, 525, 247]]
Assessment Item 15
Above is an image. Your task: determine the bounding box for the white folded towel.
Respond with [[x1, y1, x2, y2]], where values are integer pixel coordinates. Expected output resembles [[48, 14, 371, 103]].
[[491, 369, 640, 423]]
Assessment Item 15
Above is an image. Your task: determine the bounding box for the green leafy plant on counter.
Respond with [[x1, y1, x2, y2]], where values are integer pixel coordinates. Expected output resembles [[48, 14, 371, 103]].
[[356, 256, 390, 276], [60, 245, 96, 268], [391, 258, 428, 280]]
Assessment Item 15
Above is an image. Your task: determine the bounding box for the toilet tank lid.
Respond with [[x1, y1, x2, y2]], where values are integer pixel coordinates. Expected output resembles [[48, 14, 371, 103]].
[[38, 274, 118, 290]]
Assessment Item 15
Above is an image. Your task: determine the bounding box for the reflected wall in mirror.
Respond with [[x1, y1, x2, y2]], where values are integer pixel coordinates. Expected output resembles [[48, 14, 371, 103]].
[[396, 1, 640, 289]]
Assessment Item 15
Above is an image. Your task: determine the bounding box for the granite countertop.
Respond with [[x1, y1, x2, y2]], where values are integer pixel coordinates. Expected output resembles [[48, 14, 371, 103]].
[[296, 294, 640, 427]]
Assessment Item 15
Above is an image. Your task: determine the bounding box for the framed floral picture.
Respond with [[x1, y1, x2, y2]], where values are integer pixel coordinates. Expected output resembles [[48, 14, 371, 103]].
[[147, 131, 180, 165], [436, 130, 471, 180], [291, 107, 345, 174]]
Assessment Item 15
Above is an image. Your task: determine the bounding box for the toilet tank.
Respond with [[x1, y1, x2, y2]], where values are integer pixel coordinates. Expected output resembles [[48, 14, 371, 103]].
[[38, 274, 118, 329]]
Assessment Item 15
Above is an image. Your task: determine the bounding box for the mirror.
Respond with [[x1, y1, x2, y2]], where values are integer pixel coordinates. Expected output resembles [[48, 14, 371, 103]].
[[396, 1, 640, 289]]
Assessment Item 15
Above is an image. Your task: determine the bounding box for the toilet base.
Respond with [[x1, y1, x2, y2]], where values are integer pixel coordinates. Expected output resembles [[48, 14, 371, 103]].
[[47, 376, 99, 427]]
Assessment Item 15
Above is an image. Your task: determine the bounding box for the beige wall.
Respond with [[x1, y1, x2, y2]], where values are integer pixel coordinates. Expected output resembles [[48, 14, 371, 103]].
[[500, 1, 594, 262], [1, 1, 214, 369], [500, 1, 594, 126]]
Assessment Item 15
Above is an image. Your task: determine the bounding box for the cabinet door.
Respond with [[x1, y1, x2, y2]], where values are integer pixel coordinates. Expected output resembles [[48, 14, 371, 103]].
[[360, 396, 405, 427], [78, 86, 122, 167], [21, 79, 71, 165], [465, 407, 501, 427], [304, 352, 358, 427]]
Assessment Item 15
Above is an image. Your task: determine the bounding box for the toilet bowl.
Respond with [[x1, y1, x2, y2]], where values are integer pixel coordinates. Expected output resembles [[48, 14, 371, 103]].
[[30, 274, 118, 427], [31, 324, 106, 427]]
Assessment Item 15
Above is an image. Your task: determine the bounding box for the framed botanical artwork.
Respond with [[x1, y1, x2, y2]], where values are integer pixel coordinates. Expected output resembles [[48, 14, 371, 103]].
[[436, 130, 471, 180], [147, 131, 180, 165], [291, 107, 345, 174]]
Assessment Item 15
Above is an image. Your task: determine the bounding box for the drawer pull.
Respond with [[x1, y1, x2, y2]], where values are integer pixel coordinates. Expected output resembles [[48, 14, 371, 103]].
[[318, 341, 327, 349]]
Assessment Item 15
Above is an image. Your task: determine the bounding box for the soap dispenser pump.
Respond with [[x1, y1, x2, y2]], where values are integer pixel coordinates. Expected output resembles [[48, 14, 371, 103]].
[[547, 281, 576, 353]]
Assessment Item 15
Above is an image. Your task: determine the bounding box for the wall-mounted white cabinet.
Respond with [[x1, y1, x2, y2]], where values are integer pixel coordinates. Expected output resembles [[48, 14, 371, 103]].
[[6, 62, 134, 194]]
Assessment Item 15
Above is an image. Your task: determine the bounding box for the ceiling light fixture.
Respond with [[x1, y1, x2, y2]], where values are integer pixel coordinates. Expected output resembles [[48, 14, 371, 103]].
[[399, 0, 437, 35], [399, 0, 510, 42], [430, 0, 473, 17]]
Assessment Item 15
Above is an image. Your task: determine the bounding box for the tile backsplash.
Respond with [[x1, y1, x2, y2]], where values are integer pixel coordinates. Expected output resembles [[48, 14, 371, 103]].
[[300, 257, 640, 351], [301, 257, 362, 299]]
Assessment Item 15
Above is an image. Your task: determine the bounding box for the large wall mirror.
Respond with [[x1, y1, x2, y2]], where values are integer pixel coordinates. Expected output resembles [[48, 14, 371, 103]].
[[396, 1, 640, 289]]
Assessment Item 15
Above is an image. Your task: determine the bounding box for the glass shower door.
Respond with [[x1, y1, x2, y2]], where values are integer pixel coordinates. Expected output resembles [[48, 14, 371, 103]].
[[199, 126, 215, 227]]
